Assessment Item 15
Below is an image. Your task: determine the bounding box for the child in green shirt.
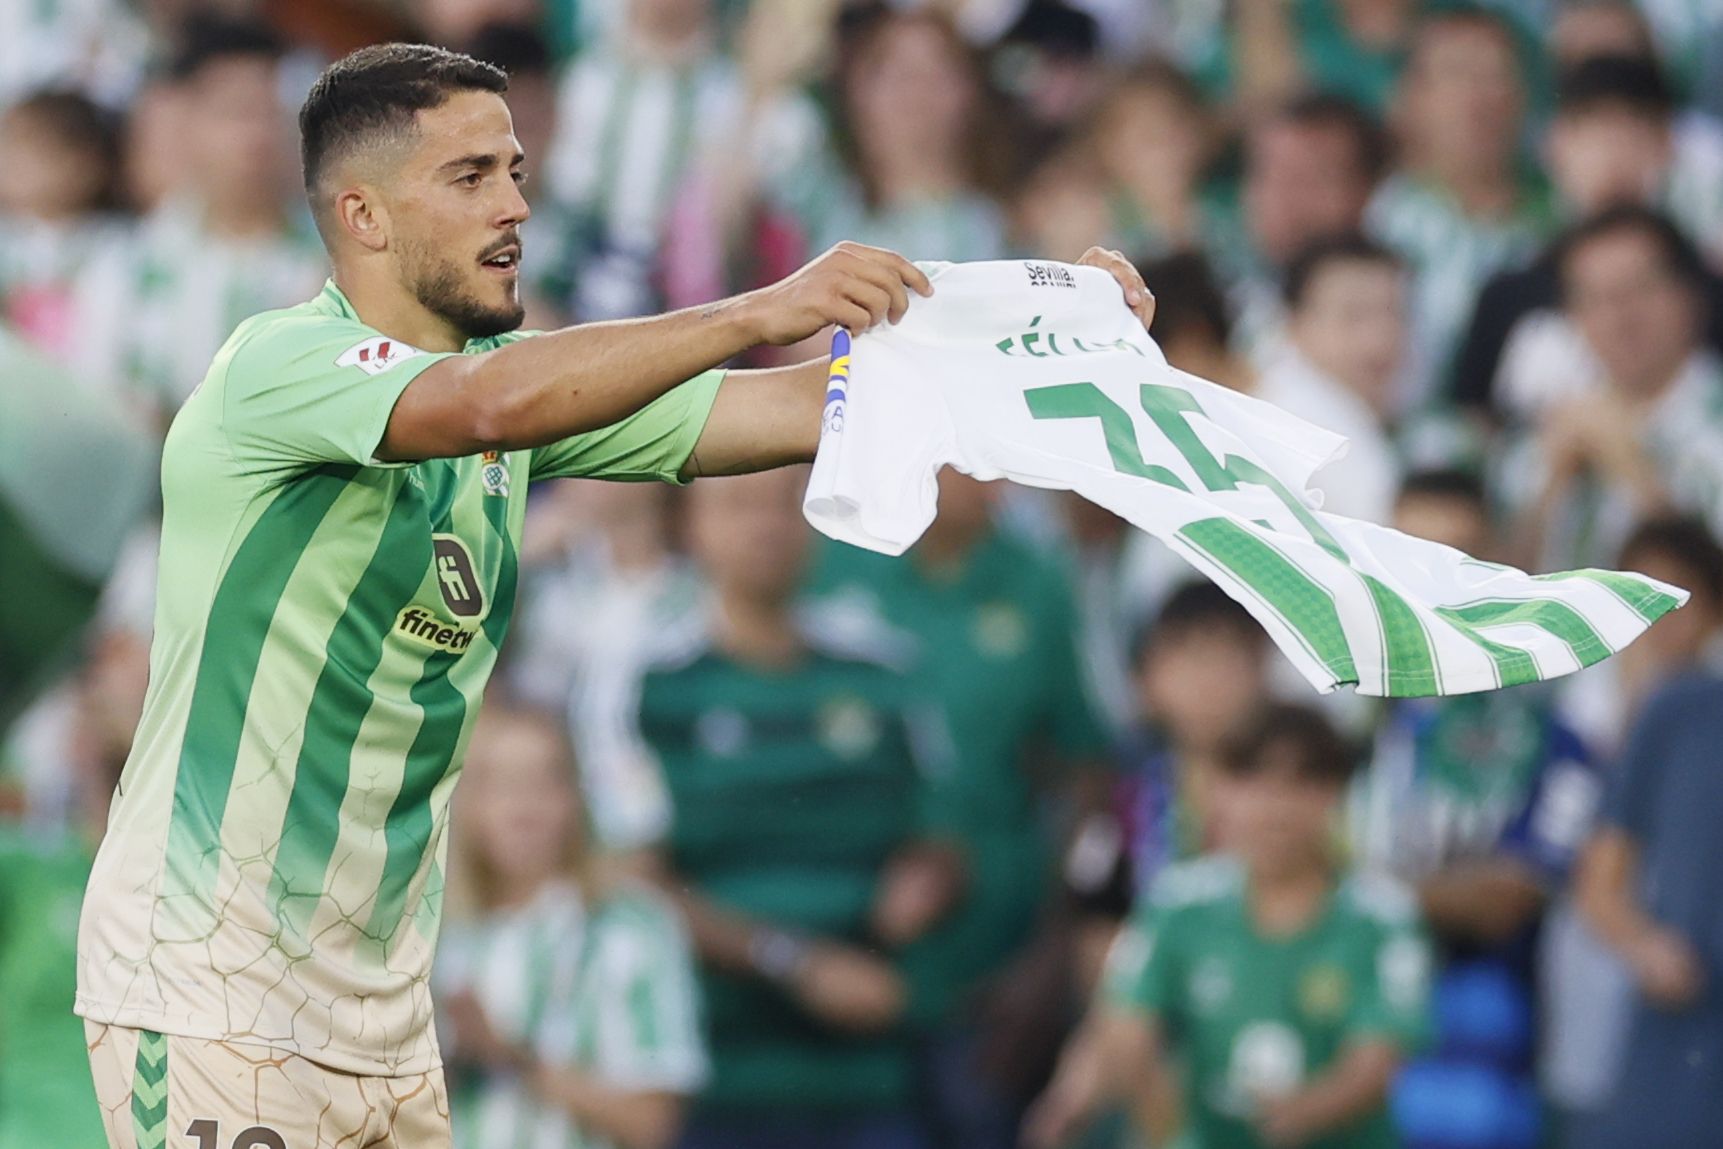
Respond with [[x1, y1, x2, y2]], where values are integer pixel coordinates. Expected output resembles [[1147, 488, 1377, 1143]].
[[1028, 704, 1432, 1149]]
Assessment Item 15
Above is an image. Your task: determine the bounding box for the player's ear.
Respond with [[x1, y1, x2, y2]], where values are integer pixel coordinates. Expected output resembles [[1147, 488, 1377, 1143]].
[[337, 186, 389, 253]]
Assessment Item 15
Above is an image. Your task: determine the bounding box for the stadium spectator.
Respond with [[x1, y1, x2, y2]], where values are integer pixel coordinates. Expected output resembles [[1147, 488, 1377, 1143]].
[[763, 6, 1009, 270], [1573, 554, 1723, 1146], [437, 701, 706, 1149], [1351, 469, 1602, 1149], [543, 0, 823, 319], [1028, 704, 1433, 1149], [73, 14, 325, 426], [592, 466, 966, 1149], [1541, 516, 1723, 1131], [1255, 234, 1407, 523], [0, 89, 128, 359], [1218, 93, 1389, 361], [1069, 580, 1274, 922], [809, 468, 1110, 1149], [1452, 55, 1723, 426], [1368, 8, 1551, 402], [1089, 60, 1216, 258], [1510, 206, 1723, 568]]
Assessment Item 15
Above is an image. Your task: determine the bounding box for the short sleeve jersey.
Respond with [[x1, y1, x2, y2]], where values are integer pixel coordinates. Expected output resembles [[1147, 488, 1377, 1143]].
[[1103, 857, 1432, 1149], [75, 281, 722, 1076]]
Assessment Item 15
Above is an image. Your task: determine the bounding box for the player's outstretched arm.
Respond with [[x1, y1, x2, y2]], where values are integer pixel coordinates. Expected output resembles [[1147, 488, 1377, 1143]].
[[681, 245, 1158, 478], [375, 242, 932, 462]]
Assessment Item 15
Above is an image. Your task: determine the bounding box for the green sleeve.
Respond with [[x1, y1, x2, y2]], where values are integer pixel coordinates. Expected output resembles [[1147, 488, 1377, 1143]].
[[1347, 918, 1433, 1052], [1100, 899, 1177, 1019], [220, 314, 459, 472], [528, 369, 725, 483]]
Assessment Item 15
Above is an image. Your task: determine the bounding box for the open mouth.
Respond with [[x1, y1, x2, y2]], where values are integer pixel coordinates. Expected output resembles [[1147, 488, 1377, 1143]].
[[481, 244, 521, 273]]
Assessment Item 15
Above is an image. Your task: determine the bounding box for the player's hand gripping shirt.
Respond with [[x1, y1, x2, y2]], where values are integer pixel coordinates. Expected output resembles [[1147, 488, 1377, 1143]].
[[805, 261, 1687, 698], [75, 281, 722, 1076]]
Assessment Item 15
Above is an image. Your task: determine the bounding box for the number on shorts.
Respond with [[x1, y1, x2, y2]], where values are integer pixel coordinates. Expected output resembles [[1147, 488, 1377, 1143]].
[[186, 1120, 287, 1149]]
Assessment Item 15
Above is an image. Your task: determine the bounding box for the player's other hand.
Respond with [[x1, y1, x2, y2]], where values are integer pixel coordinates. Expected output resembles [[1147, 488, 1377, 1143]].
[[1076, 246, 1156, 330], [742, 241, 934, 345], [790, 941, 907, 1032]]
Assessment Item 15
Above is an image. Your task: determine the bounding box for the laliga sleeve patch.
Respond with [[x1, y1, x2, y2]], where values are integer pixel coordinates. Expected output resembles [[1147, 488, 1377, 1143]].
[[336, 335, 424, 376]]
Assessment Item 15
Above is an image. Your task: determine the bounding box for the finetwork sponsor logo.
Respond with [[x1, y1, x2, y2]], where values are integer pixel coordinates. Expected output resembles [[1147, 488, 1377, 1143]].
[[337, 335, 424, 376], [1025, 262, 1077, 289], [394, 606, 478, 652]]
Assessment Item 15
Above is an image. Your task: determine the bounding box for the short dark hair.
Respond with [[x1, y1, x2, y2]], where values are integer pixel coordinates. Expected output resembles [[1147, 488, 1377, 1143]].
[[1556, 54, 1674, 119], [1282, 232, 1401, 310], [1555, 203, 1708, 302], [1619, 515, 1723, 604], [1131, 580, 1265, 670], [1143, 250, 1234, 349], [1263, 92, 1391, 186], [166, 13, 285, 82], [1217, 703, 1356, 787], [1395, 467, 1489, 516], [299, 42, 508, 198]]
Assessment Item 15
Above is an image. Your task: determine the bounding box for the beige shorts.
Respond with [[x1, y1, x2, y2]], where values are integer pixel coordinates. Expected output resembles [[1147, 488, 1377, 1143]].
[[84, 1022, 451, 1149]]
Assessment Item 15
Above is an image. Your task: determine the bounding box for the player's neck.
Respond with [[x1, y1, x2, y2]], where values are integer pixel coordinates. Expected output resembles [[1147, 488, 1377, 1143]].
[[332, 270, 469, 353]]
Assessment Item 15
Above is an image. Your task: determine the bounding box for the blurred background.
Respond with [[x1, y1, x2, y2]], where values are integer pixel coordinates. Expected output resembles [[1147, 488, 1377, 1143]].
[[4, 0, 1723, 1147]]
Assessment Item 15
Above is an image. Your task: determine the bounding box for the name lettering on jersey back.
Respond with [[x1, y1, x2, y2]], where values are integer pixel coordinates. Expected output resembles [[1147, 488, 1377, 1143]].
[[337, 335, 425, 377], [995, 315, 1148, 359]]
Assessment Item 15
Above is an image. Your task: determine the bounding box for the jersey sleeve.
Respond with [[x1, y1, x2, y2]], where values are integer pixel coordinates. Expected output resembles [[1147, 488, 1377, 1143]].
[[804, 327, 960, 556], [220, 314, 458, 472], [528, 369, 724, 483], [1100, 897, 1179, 1020], [1346, 910, 1433, 1052]]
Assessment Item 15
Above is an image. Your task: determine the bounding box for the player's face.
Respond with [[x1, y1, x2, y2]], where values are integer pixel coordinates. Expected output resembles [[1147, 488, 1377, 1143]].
[[390, 90, 529, 340]]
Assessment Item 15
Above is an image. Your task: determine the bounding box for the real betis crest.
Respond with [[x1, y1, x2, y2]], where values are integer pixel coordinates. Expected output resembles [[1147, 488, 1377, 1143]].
[[480, 450, 510, 497]]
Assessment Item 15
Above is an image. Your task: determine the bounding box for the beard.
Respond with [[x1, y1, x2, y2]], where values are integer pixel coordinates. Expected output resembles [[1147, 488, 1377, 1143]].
[[404, 238, 525, 341]]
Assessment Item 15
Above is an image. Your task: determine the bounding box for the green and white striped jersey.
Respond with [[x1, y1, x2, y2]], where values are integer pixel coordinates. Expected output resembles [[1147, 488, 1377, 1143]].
[[74, 280, 723, 1076], [437, 881, 706, 1149]]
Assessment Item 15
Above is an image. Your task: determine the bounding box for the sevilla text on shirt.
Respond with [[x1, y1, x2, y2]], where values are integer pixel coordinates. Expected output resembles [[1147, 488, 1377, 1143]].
[[805, 261, 1686, 698]]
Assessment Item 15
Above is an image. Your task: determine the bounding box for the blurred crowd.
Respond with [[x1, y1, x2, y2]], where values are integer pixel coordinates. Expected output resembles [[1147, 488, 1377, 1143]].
[[5, 0, 1723, 1147]]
